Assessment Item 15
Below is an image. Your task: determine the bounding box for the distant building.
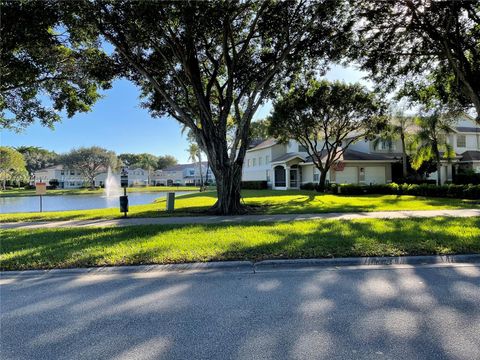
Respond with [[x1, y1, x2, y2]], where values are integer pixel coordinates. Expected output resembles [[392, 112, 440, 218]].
[[151, 162, 213, 186], [33, 165, 149, 188]]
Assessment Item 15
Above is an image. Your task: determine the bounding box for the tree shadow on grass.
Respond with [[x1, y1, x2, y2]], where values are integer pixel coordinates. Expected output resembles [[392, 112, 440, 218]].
[[2, 217, 479, 271]]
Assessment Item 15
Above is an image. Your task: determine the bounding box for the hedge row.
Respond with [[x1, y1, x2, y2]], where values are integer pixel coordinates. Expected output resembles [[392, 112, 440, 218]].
[[241, 181, 268, 190], [331, 183, 480, 200]]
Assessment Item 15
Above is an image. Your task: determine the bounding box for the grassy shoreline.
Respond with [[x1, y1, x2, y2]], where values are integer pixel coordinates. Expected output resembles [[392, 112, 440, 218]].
[[1, 190, 478, 223], [1, 217, 479, 271], [0, 186, 200, 198]]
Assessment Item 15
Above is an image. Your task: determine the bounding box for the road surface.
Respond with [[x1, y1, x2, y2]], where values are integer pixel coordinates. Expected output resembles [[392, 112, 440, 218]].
[[1, 264, 479, 359]]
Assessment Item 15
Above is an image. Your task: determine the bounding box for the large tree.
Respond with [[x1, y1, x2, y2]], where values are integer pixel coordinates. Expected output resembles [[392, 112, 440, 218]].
[[16, 146, 58, 174], [0, 1, 115, 131], [4, 0, 351, 214], [410, 111, 456, 185], [157, 155, 177, 170], [61, 147, 117, 189], [373, 109, 414, 179], [270, 79, 386, 191], [352, 0, 480, 123], [0, 147, 27, 190]]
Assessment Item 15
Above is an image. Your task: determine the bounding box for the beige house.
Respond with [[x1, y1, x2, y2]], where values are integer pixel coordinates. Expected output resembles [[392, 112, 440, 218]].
[[242, 114, 480, 189]]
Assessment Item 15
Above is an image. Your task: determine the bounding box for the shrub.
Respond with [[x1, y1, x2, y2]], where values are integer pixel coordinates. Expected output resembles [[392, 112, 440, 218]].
[[454, 171, 480, 185], [330, 182, 480, 200], [241, 181, 268, 190], [300, 182, 317, 191], [49, 179, 60, 189]]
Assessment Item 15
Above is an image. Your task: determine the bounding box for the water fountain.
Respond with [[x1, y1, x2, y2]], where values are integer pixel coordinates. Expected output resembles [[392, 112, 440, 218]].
[[104, 166, 122, 197]]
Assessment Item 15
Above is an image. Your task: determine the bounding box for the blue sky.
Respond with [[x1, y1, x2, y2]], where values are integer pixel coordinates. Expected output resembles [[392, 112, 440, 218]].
[[0, 65, 368, 163]]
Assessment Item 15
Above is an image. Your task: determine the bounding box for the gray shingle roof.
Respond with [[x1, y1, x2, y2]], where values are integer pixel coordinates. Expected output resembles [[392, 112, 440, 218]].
[[271, 153, 305, 163], [162, 162, 208, 172], [248, 138, 277, 151], [456, 127, 480, 133], [305, 149, 399, 162], [460, 151, 480, 162]]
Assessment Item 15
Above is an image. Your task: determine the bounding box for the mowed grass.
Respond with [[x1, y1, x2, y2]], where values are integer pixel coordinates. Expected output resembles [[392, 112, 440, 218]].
[[1, 189, 478, 223], [0, 186, 199, 198], [1, 217, 479, 270]]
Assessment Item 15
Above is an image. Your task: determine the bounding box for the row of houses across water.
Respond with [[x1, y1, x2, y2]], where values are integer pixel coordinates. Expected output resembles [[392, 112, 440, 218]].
[[33, 162, 213, 189]]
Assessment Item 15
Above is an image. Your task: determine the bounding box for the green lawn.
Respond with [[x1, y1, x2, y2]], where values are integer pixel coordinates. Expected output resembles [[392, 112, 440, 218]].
[[1, 217, 479, 270], [0, 186, 199, 198], [1, 189, 478, 223]]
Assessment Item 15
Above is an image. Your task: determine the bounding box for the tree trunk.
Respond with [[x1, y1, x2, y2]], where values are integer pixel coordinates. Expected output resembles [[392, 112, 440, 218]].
[[209, 161, 245, 215], [317, 170, 328, 192], [198, 152, 204, 189], [401, 133, 408, 178], [435, 152, 442, 186]]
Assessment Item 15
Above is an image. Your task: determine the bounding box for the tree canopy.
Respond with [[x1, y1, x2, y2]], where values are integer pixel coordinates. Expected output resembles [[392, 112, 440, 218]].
[[352, 0, 480, 122], [0, 1, 115, 131], [118, 153, 177, 170], [16, 146, 58, 173], [0, 147, 27, 189], [270, 79, 386, 190], [61, 146, 117, 188]]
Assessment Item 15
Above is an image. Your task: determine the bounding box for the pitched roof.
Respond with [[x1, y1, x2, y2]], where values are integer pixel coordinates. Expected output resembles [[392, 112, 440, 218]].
[[271, 153, 305, 163], [35, 164, 64, 171], [455, 126, 480, 133], [305, 149, 399, 163], [161, 162, 208, 172], [247, 138, 277, 151], [460, 151, 480, 162]]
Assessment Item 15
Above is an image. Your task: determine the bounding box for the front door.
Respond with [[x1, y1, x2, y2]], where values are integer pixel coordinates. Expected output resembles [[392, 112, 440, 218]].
[[289, 169, 298, 188]]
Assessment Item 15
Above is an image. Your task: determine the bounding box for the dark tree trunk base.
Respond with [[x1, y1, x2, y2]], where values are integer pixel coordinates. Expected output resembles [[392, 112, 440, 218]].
[[206, 201, 251, 215]]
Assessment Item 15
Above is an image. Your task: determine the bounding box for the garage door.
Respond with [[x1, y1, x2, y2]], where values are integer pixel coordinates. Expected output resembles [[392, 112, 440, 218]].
[[364, 166, 386, 184], [335, 167, 358, 184]]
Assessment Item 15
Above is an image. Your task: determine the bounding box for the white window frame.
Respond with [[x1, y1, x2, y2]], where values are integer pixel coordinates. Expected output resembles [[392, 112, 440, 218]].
[[259, 157, 263, 166], [252, 158, 256, 167], [457, 134, 466, 148]]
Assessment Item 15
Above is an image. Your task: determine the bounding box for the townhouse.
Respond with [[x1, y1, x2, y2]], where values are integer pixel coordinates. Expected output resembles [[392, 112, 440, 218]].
[[242, 114, 480, 189], [151, 162, 214, 186]]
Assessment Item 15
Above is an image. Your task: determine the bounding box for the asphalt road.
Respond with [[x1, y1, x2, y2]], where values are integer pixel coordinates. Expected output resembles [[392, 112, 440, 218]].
[[1, 264, 480, 360]]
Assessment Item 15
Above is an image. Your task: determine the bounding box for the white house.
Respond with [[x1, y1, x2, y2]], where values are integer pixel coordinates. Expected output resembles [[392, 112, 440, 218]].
[[94, 168, 149, 187], [33, 166, 150, 188], [151, 162, 214, 186], [242, 114, 480, 189]]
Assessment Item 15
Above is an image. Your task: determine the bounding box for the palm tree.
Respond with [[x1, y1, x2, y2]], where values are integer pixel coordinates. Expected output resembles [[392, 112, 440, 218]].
[[373, 110, 414, 178], [187, 143, 204, 188], [410, 112, 456, 185]]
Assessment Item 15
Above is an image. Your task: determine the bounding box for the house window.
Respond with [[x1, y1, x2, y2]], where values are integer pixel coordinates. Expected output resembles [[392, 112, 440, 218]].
[[247, 159, 251, 167], [259, 157, 263, 166], [299, 144, 308, 152], [359, 167, 365, 183], [266, 155, 270, 163], [69, 182, 75, 186], [266, 170, 271, 182], [60, 170, 64, 175], [375, 140, 395, 151], [252, 158, 256, 167], [70, 170, 75, 175], [457, 134, 466, 148], [313, 170, 320, 182]]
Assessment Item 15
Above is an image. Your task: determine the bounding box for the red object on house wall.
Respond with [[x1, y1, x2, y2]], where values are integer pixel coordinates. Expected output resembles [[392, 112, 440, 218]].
[[333, 162, 345, 171]]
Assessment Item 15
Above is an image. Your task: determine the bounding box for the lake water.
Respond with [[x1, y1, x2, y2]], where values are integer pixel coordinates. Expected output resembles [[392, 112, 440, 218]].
[[0, 192, 190, 214]]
